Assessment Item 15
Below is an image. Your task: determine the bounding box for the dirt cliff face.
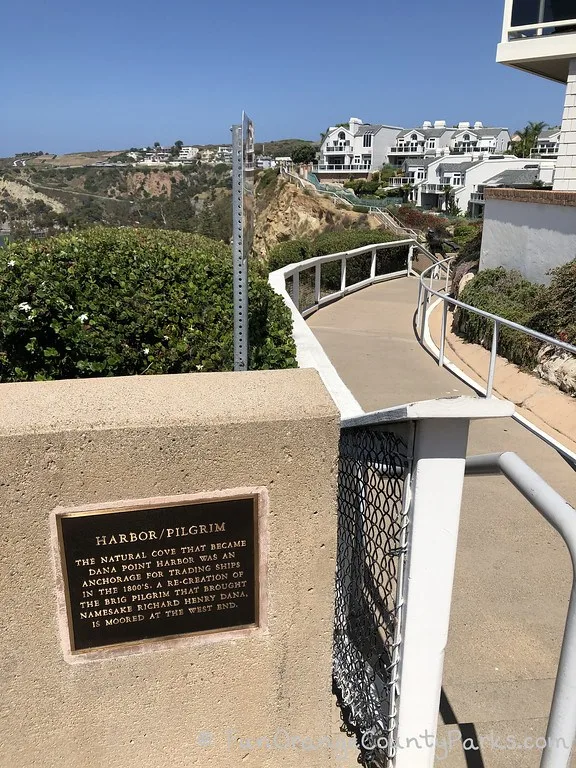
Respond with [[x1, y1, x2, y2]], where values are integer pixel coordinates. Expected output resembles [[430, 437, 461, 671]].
[[254, 176, 382, 257]]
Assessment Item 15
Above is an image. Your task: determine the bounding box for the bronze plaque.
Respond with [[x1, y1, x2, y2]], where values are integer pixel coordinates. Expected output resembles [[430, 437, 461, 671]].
[[56, 495, 259, 654]]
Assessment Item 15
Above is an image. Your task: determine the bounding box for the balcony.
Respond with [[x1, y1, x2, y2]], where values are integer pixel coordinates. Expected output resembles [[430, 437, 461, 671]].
[[531, 145, 559, 156], [389, 145, 425, 155], [389, 176, 414, 186], [314, 164, 371, 173], [497, 1, 576, 82], [470, 192, 485, 202], [325, 145, 352, 153]]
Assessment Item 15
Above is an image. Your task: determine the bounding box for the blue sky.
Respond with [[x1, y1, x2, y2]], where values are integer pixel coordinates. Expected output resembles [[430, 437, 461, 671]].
[[1, 0, 566, 155]]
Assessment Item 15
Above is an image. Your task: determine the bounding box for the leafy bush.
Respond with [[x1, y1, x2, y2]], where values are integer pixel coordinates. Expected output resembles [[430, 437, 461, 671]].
[[0, 227, 296, 381], [268, 239, 310, 272], [456, 268, 544, 368], [392, 205, 450, 234], [452, 221, 481, 249], [268, 229, 409, 294], [529, 259, 576, 345]]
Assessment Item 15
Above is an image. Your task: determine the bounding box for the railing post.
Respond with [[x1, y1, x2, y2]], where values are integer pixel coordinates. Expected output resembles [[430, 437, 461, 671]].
[[407, 245, 414, 276], [314, 263, 321, 305], [438, 301, 448, 368], [370, 248, 377, 280], [419, 285, 428, 342], [292, 270, 300, 313], [340, 257, 347, 292], [444, 260, 451, 293], [486, 320, 500, 397], [395, 417, 471, 768]]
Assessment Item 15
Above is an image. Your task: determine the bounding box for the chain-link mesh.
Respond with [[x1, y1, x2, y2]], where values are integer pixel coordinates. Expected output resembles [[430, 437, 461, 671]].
[[333, 425, 411, 767]]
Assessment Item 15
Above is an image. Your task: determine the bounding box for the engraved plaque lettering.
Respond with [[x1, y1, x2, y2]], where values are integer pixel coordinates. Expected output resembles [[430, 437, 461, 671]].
[[56, 495, 259, 653]]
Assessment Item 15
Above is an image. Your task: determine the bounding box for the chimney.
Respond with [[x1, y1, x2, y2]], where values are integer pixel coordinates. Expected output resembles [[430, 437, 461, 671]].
[[349, 117, 363, 136], [434, 120, 447, 129], [458, 121, 470, 129]]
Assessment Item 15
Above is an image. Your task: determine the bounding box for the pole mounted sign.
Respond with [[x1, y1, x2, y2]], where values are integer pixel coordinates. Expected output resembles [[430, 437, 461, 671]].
[[231, 112, 254, 372]]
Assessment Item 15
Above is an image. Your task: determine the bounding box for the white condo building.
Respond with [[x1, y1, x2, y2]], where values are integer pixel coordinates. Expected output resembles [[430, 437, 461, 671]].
[[317, 118, 403, 174], [478, 0, 576, 283], [498, 0, 576, 190]]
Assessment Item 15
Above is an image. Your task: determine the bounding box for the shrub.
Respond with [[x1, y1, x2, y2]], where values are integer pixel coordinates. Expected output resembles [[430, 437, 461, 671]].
[[0, 227, 296, 381], [393, 205, 450, 234], [452, 221, 481, 249], [268, 239, 310, 272], [529, 259, 576, 345], [456, 268, 544, 368], [267, 229, 409, 295]]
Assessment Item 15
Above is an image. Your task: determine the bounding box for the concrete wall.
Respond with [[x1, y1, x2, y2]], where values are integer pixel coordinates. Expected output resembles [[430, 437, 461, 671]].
[[554, 59, 576, 192], [0, 370, 340, 768], [480, 188, 576, 284]]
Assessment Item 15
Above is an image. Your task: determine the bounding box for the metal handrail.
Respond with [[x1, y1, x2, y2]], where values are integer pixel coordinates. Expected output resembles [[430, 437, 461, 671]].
[[466, 452, 576, 768], [418, 256, 576, 388], [417, 256, 576, 463]]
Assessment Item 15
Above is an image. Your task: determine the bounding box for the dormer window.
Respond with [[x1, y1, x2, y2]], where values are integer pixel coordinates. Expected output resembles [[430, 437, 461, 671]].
[[463, 134, 470, 141], [363, 133, 373, 148], [411, 134, 418, 141], [338, 132, 346, 141]]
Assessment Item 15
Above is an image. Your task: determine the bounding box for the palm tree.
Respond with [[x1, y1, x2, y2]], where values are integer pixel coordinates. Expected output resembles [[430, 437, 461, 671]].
[[514, 121, 548, 158]]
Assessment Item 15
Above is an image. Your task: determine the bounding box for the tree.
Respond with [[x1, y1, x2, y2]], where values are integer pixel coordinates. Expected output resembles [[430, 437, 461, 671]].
[[514, 121, 548, 158], [400, 183, 414, 203], [291, 144, 317, 165], [175, 140, 184, 150]]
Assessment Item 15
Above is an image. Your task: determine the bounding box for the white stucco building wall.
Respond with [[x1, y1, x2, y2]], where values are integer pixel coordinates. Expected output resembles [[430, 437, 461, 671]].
[[480, 189, 576, 284]]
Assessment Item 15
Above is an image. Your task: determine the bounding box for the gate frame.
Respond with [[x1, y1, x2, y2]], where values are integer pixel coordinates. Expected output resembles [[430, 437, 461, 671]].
[[342, 398, 514, 767]]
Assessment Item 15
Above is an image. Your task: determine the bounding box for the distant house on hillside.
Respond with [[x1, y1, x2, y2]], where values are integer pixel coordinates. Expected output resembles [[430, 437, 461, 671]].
[[316, 118, 402, 178], [388, 121, 510, 166]]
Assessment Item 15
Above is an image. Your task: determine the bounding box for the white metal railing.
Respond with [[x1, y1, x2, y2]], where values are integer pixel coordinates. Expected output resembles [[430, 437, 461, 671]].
[[269, 239, 428, 418], [315, 164, 371, 171], [390, 146, 424, 154], [389, 176, 413, 186], [504, 0, 576, 40], [326, 145, 351, 152], [531, 146, 559, 157], [470, 191, 485, 202], [416, 255, 576, 461]]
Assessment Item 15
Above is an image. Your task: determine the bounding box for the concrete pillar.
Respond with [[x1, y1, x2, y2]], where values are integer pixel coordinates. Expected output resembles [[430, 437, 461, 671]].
[[553, 58, 576, 191], [0, 370, 340, 768]]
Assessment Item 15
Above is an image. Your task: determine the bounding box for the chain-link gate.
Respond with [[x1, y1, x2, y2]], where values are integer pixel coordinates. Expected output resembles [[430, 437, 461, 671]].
[[333, 424, 412, 767]]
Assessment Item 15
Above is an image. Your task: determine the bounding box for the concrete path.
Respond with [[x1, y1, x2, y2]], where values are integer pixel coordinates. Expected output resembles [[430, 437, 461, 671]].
[[309, 278, 576, 767]]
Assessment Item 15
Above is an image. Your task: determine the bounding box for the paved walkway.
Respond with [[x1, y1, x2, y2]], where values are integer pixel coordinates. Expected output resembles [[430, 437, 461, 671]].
[[308, 277, 576, 767]]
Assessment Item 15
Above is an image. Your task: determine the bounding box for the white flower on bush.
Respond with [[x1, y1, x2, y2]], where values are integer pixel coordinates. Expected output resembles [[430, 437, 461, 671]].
[[18, 302, 32, 313], [77, 313, 89, 323], [196, 364, 204, 371], [143, 347, 150, 355], [7, 259, 16, 268]]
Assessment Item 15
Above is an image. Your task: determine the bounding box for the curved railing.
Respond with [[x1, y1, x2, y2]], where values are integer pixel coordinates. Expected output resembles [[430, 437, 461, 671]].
[[269, 238, 430, 419], [417, 256, 576, 462]]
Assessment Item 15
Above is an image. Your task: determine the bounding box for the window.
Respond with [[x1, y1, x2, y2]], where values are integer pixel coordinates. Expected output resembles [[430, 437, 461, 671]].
[[428, 139, 436, 148], [411, 133, 418, 141], [338, 131, 346, 141], [463, 134, 470, 141], [363, 133, 373, 148]]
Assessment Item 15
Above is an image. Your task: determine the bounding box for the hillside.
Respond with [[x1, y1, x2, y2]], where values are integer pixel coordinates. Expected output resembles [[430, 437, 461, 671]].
[[0, 162, 232, 241], [254, 171, 386, 257]]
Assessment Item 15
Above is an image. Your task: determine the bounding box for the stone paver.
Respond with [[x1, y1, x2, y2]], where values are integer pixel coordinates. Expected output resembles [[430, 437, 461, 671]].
[[310, 278, 576, 767]]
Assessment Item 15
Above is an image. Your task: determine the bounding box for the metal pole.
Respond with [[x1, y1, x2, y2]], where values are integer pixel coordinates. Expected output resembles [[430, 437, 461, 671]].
[[486, 320, 500, 397], [395, 418, 471, 768], [439, 301, 448, 368], [231, 124, 248, 371], [466, 452, 576, 768]]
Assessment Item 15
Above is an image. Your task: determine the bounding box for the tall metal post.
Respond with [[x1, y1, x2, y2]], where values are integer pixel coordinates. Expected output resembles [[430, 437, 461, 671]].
[[231, 124, 248, 371]]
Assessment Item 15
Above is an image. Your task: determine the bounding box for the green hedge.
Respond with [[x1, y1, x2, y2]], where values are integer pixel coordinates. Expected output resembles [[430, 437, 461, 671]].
[[0, 227, 296, 381], [456, 268, 545, 368], [529, 259, 576, 346], [268, 229, 409, 305]]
